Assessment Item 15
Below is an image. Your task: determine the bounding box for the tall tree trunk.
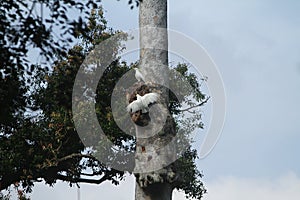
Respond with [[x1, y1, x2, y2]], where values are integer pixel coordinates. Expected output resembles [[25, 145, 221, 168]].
[[139, 0, 168, 84], [134, 1, 176, 200]]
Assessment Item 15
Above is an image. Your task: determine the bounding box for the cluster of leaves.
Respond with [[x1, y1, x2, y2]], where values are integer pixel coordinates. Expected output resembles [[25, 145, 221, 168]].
[[169, 63, 208, 134], [173, 149, 207, 199], [0, 0, 138, 193], [0, 0, 105, 69], [167, 66, 207, 198], [0, 0, 105, 151], [126, 0, 143, 9], [0, 8, 128, 192], [0, 0, 100, 192], [0, 0, 103, 180]]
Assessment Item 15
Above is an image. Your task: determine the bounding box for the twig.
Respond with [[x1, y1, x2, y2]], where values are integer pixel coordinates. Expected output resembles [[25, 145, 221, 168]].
[[177, 96, 210, 112]]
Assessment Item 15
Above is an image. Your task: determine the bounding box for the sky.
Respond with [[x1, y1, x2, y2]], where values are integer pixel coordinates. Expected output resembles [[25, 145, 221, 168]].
[[9, 0, 300, 199]]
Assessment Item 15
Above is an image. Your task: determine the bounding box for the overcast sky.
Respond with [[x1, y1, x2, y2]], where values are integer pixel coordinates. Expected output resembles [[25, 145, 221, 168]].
[[12, 0, 300, 199]]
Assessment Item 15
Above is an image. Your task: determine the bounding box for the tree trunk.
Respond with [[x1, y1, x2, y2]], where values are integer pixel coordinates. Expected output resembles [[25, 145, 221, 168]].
[[139, 0, 168, 84], [135, 182, 172, 200], [135, 1, 176, 200]]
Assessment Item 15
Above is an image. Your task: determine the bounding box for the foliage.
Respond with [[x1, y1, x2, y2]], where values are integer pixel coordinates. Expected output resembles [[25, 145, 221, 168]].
[[1, 0, 104, 189], [0, 8, 126, 192], [0, 0, 141, 192], [121, 0, 143, 9], [173, 149, 207, 199], [0, 0, 137, 136], [1, 2, 207, 200]]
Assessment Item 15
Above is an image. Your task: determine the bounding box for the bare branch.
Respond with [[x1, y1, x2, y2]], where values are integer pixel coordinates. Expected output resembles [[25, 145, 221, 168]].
[[177, 96, 210, 113], [56, 174, 110, 185], [80, 172, 102, 177]]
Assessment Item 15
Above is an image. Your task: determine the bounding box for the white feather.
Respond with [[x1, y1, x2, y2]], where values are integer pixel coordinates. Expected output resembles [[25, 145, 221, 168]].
[[127, 93, 159, 113], [134, 68, 145, 82]]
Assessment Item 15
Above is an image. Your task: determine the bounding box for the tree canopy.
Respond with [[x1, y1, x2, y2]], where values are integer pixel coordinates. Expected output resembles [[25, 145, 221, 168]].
[[1, 2, 207, 200]]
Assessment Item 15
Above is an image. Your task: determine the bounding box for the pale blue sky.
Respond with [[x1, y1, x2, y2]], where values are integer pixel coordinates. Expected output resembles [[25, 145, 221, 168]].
[[16, 0, 300, 199]]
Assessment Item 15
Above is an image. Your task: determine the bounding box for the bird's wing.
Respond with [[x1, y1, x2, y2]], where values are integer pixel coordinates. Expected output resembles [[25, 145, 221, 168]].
[[127, 100, 141, 113], [141, 93, 159, 106]]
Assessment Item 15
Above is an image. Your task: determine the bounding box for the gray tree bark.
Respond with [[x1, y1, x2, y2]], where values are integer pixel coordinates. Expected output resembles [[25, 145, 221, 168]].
[[139, 0, 168, 85], [134, 1, 177, 200]]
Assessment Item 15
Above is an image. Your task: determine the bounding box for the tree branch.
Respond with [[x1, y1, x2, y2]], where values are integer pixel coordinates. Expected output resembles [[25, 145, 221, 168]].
[[56, 174, 110, 185], [57, 153, 97, 163], [80, 172, 102, 177], [177, 96, 210, 112]]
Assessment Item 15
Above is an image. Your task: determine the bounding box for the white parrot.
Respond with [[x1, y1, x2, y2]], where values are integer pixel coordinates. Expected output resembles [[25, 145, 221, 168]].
[[134, 68, 145, 82], [127, 93, 159, 113]]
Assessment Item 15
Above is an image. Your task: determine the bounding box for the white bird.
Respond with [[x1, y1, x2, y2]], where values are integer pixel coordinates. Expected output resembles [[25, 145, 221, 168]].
[[127, 93, 159, 113], [134, 68, 145, 82]]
